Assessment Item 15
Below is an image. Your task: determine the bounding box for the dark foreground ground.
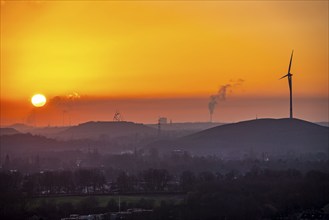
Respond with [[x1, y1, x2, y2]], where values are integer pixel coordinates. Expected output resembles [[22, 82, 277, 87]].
[[1, 167, 329, 220]]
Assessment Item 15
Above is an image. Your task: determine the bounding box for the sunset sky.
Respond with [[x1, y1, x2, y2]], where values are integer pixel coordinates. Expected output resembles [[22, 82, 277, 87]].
[[1, 0, 328, 126]]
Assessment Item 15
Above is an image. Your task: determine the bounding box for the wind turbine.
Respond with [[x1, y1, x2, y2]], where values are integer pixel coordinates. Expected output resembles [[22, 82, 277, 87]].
[[280, 50, 294, 119]]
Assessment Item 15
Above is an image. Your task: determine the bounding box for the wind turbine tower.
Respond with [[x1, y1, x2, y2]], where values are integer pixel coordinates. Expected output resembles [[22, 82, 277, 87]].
[[280, 50, 294, 119]]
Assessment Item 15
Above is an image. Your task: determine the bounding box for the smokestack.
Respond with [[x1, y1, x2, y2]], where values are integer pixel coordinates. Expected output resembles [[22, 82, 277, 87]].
[[157, 119, 161, 137], [208, 84, 231, 122], [208, 95, 217, 122]]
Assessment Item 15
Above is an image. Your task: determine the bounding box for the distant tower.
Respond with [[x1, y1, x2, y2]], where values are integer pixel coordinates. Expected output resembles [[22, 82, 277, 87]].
[[113, 111, 123, 122], [158, 117, 168, 124], [157, 118, 161, 137], [158, 117, 167, 137]]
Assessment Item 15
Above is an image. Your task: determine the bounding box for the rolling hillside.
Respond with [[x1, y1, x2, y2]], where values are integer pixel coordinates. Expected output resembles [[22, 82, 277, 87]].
[[56, 121, 157, 140], [0, 127, 20, 135], [149, 118, 329, 158]]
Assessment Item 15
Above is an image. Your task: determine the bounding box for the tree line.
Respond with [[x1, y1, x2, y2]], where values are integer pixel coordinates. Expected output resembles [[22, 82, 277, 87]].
[[1, 168, 329, 219]]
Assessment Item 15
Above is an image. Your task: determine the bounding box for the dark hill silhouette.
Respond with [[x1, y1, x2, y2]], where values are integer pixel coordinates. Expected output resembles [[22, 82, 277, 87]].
[[30, 126, 69, 137], [316, 122, 329, 127], [0, 133, 65, 156], [8, 123, 34, 133], [149, 118, 329, 158], [0, 132, 121, 156], [56, 121, 157, 140], [0, 127, 20, 135], [7, 124, 69, 138], [0, 122, 158, 157], [146, 122, 225, 138], [147, 122, 224, 131]]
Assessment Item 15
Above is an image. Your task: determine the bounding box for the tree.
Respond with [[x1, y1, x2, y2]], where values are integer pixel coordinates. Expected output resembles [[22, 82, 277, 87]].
[[141, 169, 171, 191], [116, 171, 130, 192], [180, 171, 196, 191], [198, 171, 215, 183]]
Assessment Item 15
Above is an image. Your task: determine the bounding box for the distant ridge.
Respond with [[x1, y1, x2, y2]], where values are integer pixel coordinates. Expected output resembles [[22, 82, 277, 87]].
[[0, 133, 63, 156], [57, 121, 157, 140], [7, 123, 33, 133], [316, 122, 329, 127], [150, 118, 329, 157], [188, 118, 326, 140], [147, 122, 224, 131], [0, 127, 20, 135]]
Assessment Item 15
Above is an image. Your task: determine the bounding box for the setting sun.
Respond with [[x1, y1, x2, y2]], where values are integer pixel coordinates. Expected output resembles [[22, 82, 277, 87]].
[[0, 2, 328, 218], [31, 94, 46, 107], [0, 0, 328, 125]]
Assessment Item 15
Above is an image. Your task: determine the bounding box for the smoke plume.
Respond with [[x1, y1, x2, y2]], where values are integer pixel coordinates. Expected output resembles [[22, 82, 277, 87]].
[[50, 92, 81, 109], [49, 92, 81, 126], [208, 79, 244, 121]]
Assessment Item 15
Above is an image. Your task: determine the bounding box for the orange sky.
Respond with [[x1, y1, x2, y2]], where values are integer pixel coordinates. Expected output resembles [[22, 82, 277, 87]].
[[1, 1, 328, 125]]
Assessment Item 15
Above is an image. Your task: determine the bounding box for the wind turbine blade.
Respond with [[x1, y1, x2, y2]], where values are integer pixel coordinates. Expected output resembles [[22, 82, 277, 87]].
[[288, 50, 294, 73], [280, 74, 289, 79]]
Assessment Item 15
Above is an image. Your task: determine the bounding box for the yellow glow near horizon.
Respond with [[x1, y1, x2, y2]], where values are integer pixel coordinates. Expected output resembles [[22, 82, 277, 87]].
[[0, 0, 328, 126], [0, 1, 328, 100], [31, 94, 46, 107]]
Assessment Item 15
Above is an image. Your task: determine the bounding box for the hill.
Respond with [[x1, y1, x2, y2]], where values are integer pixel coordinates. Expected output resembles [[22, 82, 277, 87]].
[[7, 123, 70, 137], [149, 118, 329, 158], [56, 121, 157, 140], [0, 121, 159, 157], [316, 122, 329, 127], [147, 122, 224, 131], [0, 133, 65, 156], [146, 122, 224, 137], [7, 123, 34, 133], [0, 127, 20, 135]]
